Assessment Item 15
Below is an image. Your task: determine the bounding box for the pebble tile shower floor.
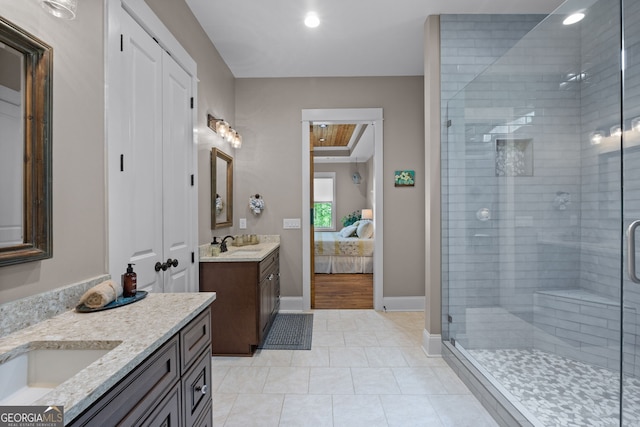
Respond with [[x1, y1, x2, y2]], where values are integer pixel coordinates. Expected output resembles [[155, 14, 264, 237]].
[[469, 348, 640, 427]]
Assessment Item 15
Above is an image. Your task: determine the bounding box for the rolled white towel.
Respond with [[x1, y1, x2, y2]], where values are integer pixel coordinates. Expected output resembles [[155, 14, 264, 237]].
[[79, 280, 123, 308]]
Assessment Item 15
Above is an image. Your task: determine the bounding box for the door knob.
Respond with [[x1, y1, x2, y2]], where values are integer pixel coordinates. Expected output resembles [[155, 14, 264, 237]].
[[154, 262, 165, 272], [166, 258, 178, 268]]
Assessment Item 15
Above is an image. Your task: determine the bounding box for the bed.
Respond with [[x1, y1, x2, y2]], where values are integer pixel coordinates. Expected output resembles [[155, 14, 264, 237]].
[[314, 228, 374, 274]]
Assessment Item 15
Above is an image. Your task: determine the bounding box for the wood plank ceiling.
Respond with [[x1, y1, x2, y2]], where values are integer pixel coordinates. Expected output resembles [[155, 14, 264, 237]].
[[310, 124, 356, 148]]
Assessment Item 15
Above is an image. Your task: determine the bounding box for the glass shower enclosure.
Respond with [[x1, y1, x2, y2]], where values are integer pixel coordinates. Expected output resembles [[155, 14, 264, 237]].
[[442, 0, 640, 425]]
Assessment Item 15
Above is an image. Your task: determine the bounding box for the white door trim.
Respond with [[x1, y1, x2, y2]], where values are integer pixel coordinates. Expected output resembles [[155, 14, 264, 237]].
[[301, 108, 384, 311]]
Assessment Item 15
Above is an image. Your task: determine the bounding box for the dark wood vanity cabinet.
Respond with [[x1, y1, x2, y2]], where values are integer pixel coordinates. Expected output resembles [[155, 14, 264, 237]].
[[69, 307, 213, 427], [199, 248, 280, 356]]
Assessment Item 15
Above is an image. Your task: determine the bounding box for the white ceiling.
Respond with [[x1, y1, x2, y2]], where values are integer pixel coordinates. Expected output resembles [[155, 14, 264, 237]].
[[185, 0, 564, 78]]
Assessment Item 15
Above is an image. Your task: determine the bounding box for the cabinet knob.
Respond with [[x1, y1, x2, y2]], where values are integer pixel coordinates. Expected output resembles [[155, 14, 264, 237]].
[[195, 384, 208, 395], [268, 273, 274, 281]]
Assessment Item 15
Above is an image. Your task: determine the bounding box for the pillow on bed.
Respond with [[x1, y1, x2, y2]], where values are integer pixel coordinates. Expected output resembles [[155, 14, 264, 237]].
[[356, 220, 374, 239], [339, 224, 358, 238]]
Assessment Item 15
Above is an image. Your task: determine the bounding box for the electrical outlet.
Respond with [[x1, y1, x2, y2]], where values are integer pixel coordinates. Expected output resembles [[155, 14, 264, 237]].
[[283, 218, 301, 229], [239, 218, 247, 229]]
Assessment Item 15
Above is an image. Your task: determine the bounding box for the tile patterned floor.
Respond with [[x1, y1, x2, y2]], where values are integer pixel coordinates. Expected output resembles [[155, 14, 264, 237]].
[[469, 348, 640, 427], [211, 310, 498, 426]]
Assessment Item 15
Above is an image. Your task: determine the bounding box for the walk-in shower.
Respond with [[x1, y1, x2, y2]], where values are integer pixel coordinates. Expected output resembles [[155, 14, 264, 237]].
[[441, 0, 640, 425]]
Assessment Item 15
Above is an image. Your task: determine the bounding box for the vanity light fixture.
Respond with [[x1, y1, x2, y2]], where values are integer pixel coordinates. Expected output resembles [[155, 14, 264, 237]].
[[304, 12, 320, 28], [563, 12, 585, 26], [39, 0, 78, 20], [207, 114, 242, 149]]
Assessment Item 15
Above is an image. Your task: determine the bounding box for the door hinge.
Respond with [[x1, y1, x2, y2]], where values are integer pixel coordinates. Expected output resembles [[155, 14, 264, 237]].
[[451, 338, 456, 346], [190, 174, 194, 186], [191, 252, 195, 263], [446, 119, 452, 128], [190, 97, 194, 109], [120, 154, 124, 172], [120, 34, 123, 52], [152, 36, 159, 44], [448, 315, 453, 323]]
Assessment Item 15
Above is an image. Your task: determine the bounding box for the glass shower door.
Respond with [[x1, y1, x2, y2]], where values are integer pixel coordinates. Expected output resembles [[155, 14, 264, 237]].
[[442, 1, 627, 425], [623, 1, 640, 424]]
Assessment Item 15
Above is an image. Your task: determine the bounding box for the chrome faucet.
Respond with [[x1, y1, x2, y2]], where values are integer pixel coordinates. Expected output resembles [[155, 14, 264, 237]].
[[220, 235, 235, 252]]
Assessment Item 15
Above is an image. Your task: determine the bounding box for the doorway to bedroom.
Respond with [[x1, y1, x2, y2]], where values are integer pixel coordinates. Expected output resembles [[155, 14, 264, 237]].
[[313, 138, 374, 309], [301, 108, 384, 311]]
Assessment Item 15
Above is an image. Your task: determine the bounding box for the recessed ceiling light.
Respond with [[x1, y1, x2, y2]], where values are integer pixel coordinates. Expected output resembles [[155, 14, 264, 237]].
[[563, 12, 585, 25], [304, 12, 320, 28]]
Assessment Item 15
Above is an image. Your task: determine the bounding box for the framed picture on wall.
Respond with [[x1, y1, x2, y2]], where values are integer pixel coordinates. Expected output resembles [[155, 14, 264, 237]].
[[394, 170, 415, 187]]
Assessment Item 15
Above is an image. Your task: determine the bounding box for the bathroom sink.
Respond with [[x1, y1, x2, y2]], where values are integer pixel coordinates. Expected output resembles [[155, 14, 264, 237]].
[[0, 342, 120, 405], [226, 249, 262, 256]]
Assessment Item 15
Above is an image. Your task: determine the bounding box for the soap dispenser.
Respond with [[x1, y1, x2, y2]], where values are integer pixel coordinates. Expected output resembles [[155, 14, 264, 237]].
[[210, 237, 221, 257], [123, 263, 137, 297]]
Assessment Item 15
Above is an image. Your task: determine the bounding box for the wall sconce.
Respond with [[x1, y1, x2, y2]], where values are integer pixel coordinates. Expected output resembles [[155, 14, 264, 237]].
[[361, 209, 373, 220], [352, 159, 362, 184], [590, 131, 604, 145], [39, 0, 77, 19], [208, 114, 242, 149]]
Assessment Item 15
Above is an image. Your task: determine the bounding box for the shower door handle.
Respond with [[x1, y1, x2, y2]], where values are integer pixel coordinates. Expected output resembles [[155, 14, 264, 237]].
[[627, 220, 640, 283]]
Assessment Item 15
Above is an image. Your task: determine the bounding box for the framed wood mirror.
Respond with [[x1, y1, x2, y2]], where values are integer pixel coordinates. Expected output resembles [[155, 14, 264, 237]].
[[211, 148, 233, 229], [0, 17, 53, 267]]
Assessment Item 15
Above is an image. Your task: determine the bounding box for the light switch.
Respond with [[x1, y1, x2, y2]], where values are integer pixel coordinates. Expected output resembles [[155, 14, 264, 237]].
[[239, 218, 247, 229], [283, 218, 301, 229]]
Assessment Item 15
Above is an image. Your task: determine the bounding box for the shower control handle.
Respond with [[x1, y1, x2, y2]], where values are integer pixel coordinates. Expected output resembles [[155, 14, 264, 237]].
[[627, 220, 640, 284]]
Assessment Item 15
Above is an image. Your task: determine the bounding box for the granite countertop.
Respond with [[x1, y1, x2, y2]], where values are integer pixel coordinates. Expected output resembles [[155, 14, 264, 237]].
[[0, 292, 216, 423], [199, 241, 279, 262]]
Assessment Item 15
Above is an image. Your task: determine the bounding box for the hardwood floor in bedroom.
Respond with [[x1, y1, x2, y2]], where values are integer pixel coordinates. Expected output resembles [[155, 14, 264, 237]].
[[314, 274, 373, 309]]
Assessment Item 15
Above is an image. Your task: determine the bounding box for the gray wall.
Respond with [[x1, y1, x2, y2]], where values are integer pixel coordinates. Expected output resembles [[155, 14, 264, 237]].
[[235, 77, 425, 298], [0, 0, 106, 303], [0, 0, 236, 304]]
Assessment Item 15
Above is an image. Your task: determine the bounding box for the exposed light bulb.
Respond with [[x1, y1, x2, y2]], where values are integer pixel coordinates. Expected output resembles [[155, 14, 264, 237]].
[[304, 12, 320, 28], [563, 12, 585, 26]]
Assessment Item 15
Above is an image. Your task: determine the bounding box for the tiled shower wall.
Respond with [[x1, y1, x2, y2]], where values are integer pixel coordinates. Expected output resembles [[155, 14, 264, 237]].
[[441, 1, 640, 374]]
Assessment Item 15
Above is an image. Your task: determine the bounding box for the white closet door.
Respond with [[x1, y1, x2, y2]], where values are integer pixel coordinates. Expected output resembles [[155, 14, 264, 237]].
[[161, 52, 193, 293], [120, 11, 164, 293]]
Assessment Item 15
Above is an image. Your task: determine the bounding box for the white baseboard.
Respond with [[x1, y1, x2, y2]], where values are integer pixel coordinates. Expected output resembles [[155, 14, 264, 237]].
[[422, 329, 442, 357], [381, 296, 425, 311], [280, 296, 304, 311]]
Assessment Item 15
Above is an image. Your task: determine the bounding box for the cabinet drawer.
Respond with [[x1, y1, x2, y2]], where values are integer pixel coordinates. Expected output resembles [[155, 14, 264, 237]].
[[181, 307, 211, 372], [194, 402, 213, 427], [69, 335, 180, 426], [139, 382, 181, 427], [182, 348, 212, 426], [259, 249, 278, 281]]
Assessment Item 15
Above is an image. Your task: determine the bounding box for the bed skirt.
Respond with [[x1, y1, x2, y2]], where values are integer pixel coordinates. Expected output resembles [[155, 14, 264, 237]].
[[314, 255, 373, 274]]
